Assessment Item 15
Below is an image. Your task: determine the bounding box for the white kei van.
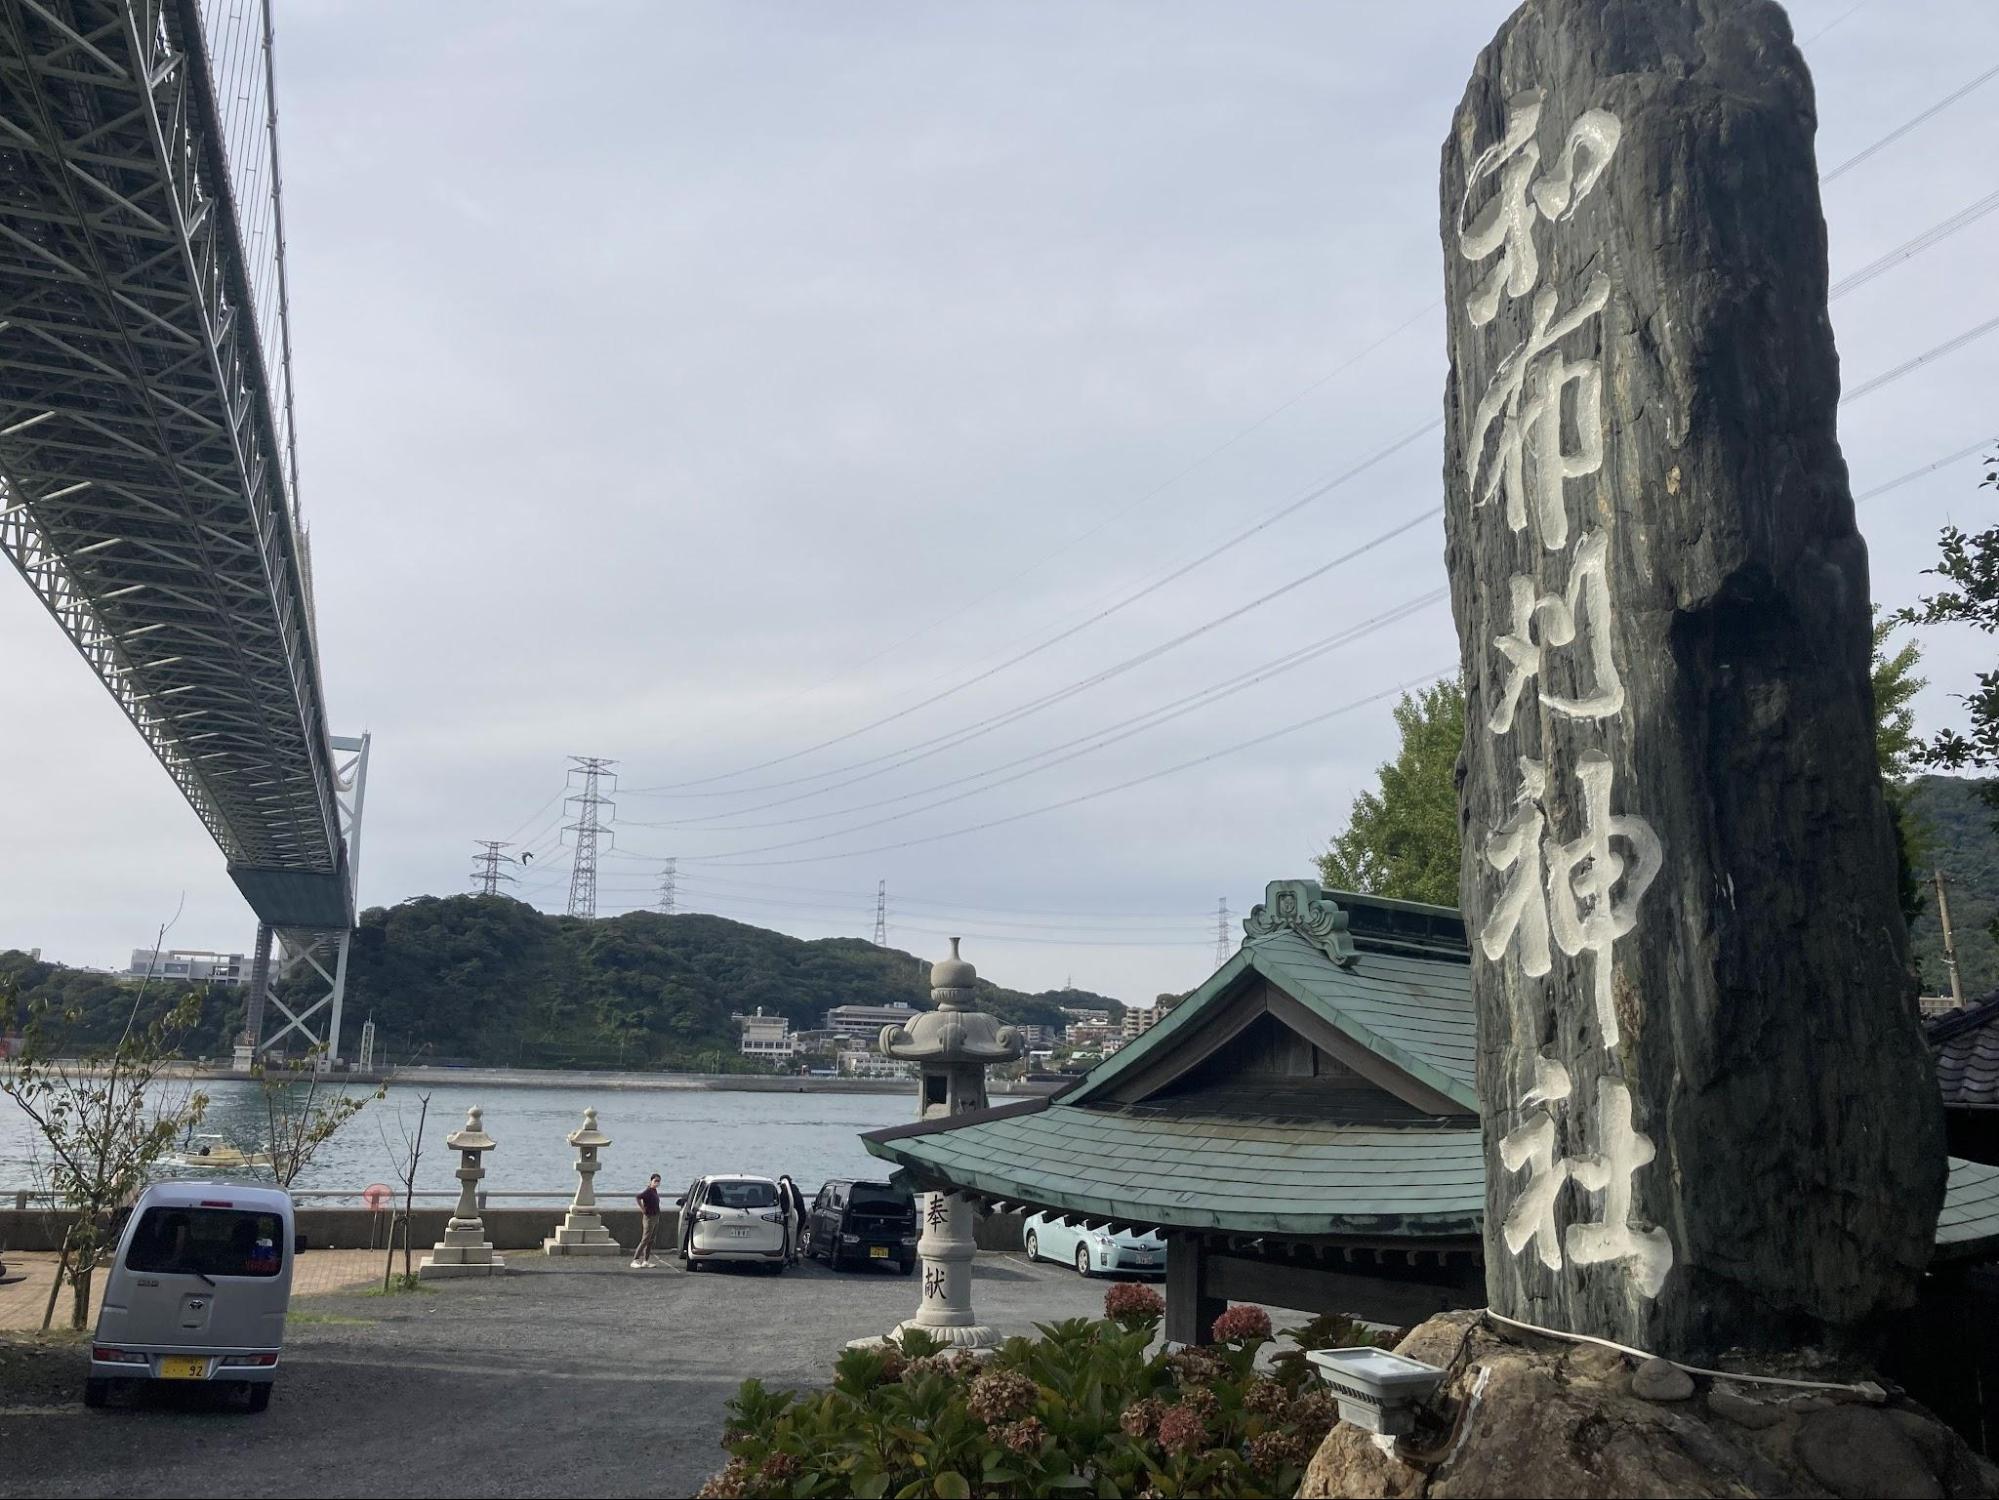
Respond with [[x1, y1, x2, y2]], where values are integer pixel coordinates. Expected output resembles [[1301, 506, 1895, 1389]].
[[87, 1181, 295, 1410]]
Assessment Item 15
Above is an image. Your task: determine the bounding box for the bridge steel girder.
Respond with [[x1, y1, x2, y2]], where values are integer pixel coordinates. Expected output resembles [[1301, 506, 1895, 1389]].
[[0, 0, 349, 925]]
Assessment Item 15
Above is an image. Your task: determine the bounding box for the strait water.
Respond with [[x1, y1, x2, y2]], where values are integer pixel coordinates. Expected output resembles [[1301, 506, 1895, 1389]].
[[0, 1079, 916, 1202]]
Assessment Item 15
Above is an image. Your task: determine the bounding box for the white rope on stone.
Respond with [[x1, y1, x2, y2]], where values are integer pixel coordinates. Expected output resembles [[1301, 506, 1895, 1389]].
[[1481, 1310, 1887, 1399]]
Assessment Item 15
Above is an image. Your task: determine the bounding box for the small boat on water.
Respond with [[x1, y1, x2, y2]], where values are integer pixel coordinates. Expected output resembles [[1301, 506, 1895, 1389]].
[[174, 1136, 272, 1170]]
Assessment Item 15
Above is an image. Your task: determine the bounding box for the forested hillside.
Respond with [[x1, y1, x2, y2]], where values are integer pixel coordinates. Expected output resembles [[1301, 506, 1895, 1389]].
[[2, 895, 1122, 1068], [1905, 774, 1999, 999]]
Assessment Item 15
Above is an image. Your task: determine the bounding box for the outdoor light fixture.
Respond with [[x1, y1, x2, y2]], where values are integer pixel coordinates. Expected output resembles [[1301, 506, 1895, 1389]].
[[1306, 1347, 1448, 1436]]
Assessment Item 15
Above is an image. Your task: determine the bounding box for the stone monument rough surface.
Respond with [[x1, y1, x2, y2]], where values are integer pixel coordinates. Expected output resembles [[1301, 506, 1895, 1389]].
[[1442, 0, 1943, 1359]]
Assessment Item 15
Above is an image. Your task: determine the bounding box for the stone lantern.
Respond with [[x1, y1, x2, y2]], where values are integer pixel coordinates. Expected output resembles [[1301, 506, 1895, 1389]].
[[543, 1107, 622, 1257], [873, 938, 1022, 1349], [418, 1105, 505, 1279]]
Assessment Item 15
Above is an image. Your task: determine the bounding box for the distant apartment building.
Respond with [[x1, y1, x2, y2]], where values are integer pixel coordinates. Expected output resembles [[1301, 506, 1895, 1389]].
[[823, 1001, 916, 1044], [734, 1008, 794, 1062], [1121, 1005, 1161, 1042], [1014, 1024, 1054, 1049], [839, 1049, 915, 1080], [127, 948, 247, 986], [1063, 1021, 1122, 1055], [1059, 1007, 1111, 1029]]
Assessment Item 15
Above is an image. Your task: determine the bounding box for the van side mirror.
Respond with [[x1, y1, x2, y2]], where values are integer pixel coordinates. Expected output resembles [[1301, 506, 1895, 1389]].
[[673, 1197, 685, 1206]]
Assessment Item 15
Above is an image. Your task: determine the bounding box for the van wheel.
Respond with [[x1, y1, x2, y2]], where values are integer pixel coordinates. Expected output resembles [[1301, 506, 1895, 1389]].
[[245, 1384, 272, 1413], [1024, 1231, 1039, 1263], [83, 1379, 109, 1409], [899, 1257, 916, 1277]]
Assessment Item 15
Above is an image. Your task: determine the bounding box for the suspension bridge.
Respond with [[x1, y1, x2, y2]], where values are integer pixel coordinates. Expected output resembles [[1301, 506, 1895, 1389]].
[[0, 0, 365, 1062]]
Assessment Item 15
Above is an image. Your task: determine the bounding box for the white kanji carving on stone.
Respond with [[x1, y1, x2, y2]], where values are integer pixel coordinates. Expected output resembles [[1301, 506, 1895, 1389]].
[[1459, 92, 1621, 327], [1498, 1107, 1570, 1271], [1547, 750, 1664, 1049], [1478, 757, 1552, 976], [1467, 275, 1612, 552], [1488, 530, 1623, 733], [1565, 1079, 1674, 1296]]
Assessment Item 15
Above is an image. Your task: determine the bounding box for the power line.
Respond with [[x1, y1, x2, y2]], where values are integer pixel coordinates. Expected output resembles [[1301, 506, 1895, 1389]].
[[625, 590, 1445, 859], [1856, 437, 1996, 504], [470, 840, 516, 897], [1823, 60, 1999, 184], [563, 757, 617, 919], [630, 416, 1441, 794], [1829, 185, 1999, 302], [691, 672, 1446, 870], [1843, 313, 1999, 406]]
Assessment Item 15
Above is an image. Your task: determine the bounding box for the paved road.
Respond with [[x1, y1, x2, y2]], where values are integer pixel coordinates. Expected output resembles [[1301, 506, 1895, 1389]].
[[0, 1253, 1126, 1498]]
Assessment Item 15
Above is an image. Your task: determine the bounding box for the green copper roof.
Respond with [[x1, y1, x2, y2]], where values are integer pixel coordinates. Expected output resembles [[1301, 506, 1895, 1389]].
[[865, 1098, 1999, 1260], [1068, 926, 1478, 1113], [1938, 1156, 1999, 1259], [864, 1097, 1484, 1239]]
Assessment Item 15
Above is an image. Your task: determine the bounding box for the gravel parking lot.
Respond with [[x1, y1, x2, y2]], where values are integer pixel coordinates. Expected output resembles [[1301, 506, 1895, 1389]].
[[0, 1253, 1127, 1499]]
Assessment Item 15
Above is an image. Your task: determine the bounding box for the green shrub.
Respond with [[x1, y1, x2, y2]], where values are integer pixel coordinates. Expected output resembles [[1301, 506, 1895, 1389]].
[[696, 1293, 1403, 1498]]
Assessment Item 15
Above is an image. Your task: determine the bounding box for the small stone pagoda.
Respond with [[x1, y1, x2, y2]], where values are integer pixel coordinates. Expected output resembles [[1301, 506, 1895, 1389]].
[[875, 938, 1022, 1350]]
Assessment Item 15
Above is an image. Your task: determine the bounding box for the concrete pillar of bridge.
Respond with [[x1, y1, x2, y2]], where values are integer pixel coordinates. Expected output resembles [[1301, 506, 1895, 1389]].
[[235, 923, 275, 1073]]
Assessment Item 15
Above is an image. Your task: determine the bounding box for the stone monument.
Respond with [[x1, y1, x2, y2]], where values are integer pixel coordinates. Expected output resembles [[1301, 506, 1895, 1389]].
[[543, 1107, 622, 1258], [418, 1105, 505, 1280], [864, 938, 1022, 1351], [1443, 0, 1942, 1360]]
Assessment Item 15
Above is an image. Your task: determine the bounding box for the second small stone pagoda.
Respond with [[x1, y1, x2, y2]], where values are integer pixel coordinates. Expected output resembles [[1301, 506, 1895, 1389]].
[[873, 938, 1022, 1350]]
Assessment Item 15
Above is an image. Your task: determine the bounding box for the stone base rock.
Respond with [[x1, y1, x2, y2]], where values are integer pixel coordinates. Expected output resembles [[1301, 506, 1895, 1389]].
[[1298, 1313, 1999, 1500], [415, 1256, 506, 1280]]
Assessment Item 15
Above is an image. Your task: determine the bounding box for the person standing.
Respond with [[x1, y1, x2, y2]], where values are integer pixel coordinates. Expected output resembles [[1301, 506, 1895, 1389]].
[[632, 1173, 662, 1269], [777, 1174, 809, 1264]]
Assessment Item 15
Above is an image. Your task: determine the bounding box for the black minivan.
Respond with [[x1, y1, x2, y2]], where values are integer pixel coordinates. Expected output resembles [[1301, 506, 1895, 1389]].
[[807, 1178, 917, 1273]]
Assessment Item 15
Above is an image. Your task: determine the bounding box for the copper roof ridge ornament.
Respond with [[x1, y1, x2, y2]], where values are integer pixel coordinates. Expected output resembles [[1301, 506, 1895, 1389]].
[[1243, 879, 1357, 966]]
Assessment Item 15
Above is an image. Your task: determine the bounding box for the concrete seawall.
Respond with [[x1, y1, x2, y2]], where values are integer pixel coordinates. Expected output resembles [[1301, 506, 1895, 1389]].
[[0, 1206, 1029, 1256]]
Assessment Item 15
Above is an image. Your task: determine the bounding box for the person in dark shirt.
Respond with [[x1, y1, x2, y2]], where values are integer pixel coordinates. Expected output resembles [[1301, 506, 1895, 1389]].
[[632, 1174, 662, 1269]]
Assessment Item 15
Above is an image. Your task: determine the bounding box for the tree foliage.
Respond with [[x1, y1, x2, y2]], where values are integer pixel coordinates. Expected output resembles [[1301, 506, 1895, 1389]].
[[1897, 448, 1999, 773], [253, 1050, 380, 1189], [5, 899, 1123, 1070], [0, 978, 207, 1328], [1318, 678, 1465, 907]]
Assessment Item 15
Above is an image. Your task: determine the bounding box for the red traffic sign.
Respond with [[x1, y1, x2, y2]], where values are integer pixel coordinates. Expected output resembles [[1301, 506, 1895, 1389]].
[[362, 1183, 392, 1212]]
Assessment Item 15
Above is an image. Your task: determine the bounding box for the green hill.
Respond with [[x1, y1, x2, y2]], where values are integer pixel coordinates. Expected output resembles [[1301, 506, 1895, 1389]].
[[1905, 774, 1999, 1000], [3, 895, 1124, 1069]]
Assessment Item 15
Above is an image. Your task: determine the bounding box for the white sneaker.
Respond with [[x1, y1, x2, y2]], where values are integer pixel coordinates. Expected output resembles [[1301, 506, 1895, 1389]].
[[629, 1259, 643, 1269]]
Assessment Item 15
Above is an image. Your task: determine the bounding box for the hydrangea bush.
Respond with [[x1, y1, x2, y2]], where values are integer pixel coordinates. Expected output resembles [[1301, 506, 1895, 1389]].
[[697, 1291, 1400, 1499]]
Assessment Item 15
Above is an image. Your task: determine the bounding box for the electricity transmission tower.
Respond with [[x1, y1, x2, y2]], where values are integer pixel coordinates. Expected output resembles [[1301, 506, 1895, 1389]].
[[658, 858, 677, 914], [563, 756, 617, 918], [873, 880, 888, 946], [1214, 898, 1232, 968], [470, 840, 516, 896]]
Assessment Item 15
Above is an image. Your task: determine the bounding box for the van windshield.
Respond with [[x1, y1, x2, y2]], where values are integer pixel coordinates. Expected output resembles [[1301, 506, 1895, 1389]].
[[126, 1206, 285, 1279], [708, 1181, 778, 1210]]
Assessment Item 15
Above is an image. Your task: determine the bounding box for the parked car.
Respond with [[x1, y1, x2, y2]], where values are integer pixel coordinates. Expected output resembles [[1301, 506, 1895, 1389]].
[[807, 1178, 918, 1273], [677, 1174, 789, 1273], [87, 1181, 295, 1410], [1022, 1212, 1167, 1278]]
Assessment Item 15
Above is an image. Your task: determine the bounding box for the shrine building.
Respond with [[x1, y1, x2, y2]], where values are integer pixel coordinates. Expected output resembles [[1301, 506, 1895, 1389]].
[[863, 880, 1999, 1346]]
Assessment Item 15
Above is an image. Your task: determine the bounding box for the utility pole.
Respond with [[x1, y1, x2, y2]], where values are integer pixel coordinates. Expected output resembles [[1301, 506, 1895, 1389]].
[[1214, 897, 1232, 969], [658, 858, 677, 915], [1935, 868, 1967, 1009], [470, 839, 515, 897], [564, 756, 617, 919], [873, 880, 888, 946]]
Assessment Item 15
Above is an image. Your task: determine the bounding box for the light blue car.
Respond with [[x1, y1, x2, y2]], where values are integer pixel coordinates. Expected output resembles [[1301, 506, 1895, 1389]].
[[1022, 1212, 1167, 1278]]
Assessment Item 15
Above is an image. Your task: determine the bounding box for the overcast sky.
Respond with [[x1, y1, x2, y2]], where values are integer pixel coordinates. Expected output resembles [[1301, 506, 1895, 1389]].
[[2, 0, 1994, 1005]]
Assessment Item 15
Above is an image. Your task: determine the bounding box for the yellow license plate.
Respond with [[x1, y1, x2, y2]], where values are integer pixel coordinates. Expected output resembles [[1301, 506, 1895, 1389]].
[[158, 1356, 208, 1381], [868, 1245, 890, 1258]]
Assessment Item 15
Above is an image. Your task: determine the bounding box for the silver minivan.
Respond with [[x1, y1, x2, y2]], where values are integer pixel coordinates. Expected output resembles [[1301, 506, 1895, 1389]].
[[87, 1180, 294, 1410]]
